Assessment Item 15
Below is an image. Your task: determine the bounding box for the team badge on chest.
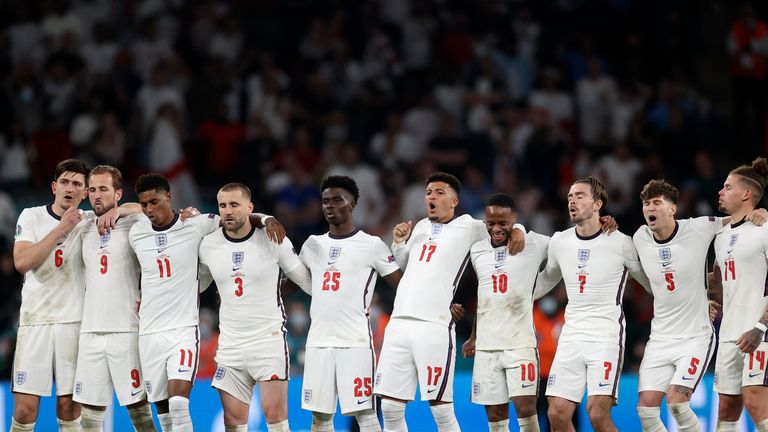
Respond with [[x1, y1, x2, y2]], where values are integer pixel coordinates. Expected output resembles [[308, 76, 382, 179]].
[[232, 251, 245, 266], [729, 234, 739, 248], [658, 247, 672, 262], [495, 248, 507, 262], [578, 248, 590, 263], [155, 234, 167, 249], [431, 223, 443, 237], [329, 246, 342, 259], [99, 231, 110, 247]]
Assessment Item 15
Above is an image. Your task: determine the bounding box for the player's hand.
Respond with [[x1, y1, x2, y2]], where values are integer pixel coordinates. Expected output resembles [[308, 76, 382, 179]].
[[58, 197, 83, 235], [599, 215, 619, 235], [450, 303, 465, 321], [97, 206, 120, 235], [462, 337, 476, 358], [393, 221, 412, 244], [736, 328, 763, 353], [265, 217, 286, 244], [708, 300, 721, 321], [747, 208, 768, 226], [507, 226, 525, 255], [179, 207, 200, 221]]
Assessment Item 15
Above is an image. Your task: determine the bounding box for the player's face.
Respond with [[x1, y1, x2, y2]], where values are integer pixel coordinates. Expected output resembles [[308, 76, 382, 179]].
[[718, 174, 748, 214], [88, 173, 123, 217], [51, 172, 87, 210], [567, 183, 599, 224], [138, 189, 173, 226], [425, 182, 458, 223], [321, 187, 355, 226], [642, 195, 676, 232], [217, 189, 253, 232], [484, 205, 517, 248]]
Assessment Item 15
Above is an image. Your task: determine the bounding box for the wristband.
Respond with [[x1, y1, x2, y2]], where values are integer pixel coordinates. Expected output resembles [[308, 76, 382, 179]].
[[756, 322, 768, 333], [260, 215, 274, 226]]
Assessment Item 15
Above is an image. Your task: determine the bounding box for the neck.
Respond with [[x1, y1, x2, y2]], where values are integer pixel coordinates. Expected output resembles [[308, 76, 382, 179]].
[[653, 219, 677, 241], [152, 212, 175, 229], [575, 216, 601, 237], [226, 220, 253, 239], [51, 202, 66, 216], [729, 206, 754, 224], [329, 220, 356, 237]]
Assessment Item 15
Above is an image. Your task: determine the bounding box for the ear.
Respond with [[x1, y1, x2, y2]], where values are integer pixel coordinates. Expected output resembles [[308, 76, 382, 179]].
[[247, 202, 254, 213], [670, 204, 677, 216], [349, 199, 357, 210], [51, 180, 57, 195], [451, 196, 459, 209], [115, 189, 123, 201]]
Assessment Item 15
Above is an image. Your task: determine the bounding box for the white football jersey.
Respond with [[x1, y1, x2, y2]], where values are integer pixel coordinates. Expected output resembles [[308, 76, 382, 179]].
[[391, 215, 488, 326], [714, 219, 768, 342], [200, 226, 303, 366], [81, 214, 142, 333], [129, 213, 220, 334], [14, 205, 92, 325], [300, 229, 400, 348], [537, 228, 649, 344], [633, 217, 720, 341], [472, 232, 550, 351]]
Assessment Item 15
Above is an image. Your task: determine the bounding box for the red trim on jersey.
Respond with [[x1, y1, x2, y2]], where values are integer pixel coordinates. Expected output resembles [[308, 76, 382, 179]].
[[435, 322, 454, 401]]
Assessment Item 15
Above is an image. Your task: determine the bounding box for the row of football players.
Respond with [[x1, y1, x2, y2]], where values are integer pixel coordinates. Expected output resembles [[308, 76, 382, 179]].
[[9, 156, 768, 432]]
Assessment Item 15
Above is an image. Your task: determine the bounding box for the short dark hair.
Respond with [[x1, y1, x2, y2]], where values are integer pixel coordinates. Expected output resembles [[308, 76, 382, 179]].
[[426, 171, 461, 195], [639, 179, 679, 203], [135, 173, 171, 195], [219, 182, 252, 201], [573, 176, 609, 213], [320, 175, 359, 203], [89, 165, 123, 190], [730, 157, 768, 204], [54, 159, 89, 182], [486, 193, 517, 212]]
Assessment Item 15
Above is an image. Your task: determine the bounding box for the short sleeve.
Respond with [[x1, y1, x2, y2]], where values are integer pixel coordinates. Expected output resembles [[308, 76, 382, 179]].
[[372, 237, 399, 277], [277, 237, 302, 274], [299, 237, 314, 266], [15, 209, 36, 243], [690, 216, 722, 239], [471, 217, 488, 244], [532, 232, 551, 265]]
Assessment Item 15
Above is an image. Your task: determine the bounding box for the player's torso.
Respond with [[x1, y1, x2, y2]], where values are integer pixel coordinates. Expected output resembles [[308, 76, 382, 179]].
[[715, 220, 768, 341], [634, 219, 715, 340], [473, 233, 545, 350], [302, 231, 380, 348], [200, 227, 286, 342], [394, 215, 483, 324], [552, 228, 628, 342], [18, 205, 88, 325], [81, 215, 141, 333]]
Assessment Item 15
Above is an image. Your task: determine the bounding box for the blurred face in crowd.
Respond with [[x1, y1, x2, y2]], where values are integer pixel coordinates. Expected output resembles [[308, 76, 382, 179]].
[[485, 205, 516, 248], [718, 174, 750, 215], [567, 182, 600, 225], [321, 187, 355, 227], [52, 172, 87, 212], [425, 181, 458, 223], [217, 189, 253, 234], [138, 189, 174, 228], [642, 195, 676, 236], [88, 173, 122, 217]]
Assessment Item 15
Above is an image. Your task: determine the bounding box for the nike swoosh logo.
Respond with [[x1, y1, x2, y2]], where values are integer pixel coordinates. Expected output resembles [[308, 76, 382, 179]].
[[99, 245, 108, 249], [662, 262, 672, 267], [327, 261, 338, 265], [494, 263, 504, 268], [131, 389, 143, 396], [232, 266, 242, 271], [427, 388, 437, 394], [178, 368, 191, 373], [357, 398, 370, 405], [522, 383, 533, 388], [598, 382, 611, 387], [681, 376, 694, 381], [749, 372, 762, 378], [727, 250, 734, 255], [578, 264, 587, 269]]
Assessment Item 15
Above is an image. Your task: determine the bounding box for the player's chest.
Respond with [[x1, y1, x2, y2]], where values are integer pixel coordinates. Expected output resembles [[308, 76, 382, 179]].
[[409, 224, 471, 262], [557, 244, 623, 281], [209, 244, 278, 279], [639, 239, 701, 274]]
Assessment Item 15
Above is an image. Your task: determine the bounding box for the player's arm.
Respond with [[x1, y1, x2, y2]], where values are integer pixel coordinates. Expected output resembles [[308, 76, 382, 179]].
[[623, 237, 651, 293], [248, 213, 285, 244], [391, 220, 414, 269], [277, 237, 311, 296], [737, 304, 768, 353], [462, 315, 477, 358], [14, 205, 83, 274], [382, 269, 403, 290], [533, 236, 562, 300]]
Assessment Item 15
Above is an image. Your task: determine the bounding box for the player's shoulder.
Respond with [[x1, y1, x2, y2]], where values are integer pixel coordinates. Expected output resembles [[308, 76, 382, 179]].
[[129, 215, 153, 235], [200, 226, 224, 244], [19, 205, 47, 219], [470, 239, 492, 254]]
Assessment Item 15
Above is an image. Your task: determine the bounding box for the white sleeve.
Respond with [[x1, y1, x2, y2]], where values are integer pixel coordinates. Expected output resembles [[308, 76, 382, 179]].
[[533, 233, 551, 266], [284, 264, 312, 295], [14, 209, 36, 243], [372, 238, 399, 277], [533, 236, 562, 300], [691, 216, 722, 238], [190, 213, 221, 236], [471, 218, 489, 243], [277, 237, 301, 274], [623, 236, 651, 293], [198, 262, 214, 293]]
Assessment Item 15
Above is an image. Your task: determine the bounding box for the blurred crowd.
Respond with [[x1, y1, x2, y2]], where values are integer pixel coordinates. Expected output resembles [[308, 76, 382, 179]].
[[1, 0, 768, 380]]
